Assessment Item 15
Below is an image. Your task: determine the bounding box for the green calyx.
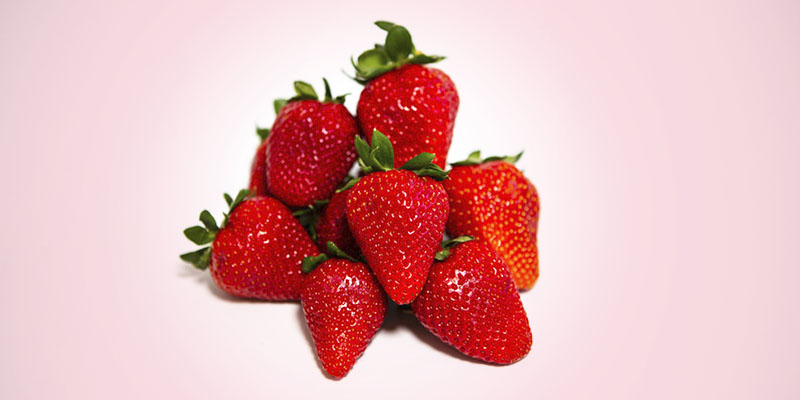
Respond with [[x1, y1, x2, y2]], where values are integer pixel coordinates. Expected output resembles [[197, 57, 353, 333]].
[[301, 242, 358, 273], [337, 129, 449, 192], [256, 126, 270, 142], [292, 198, 330, 241], [273, 78, 348, 114], [451, 150, 524, 166], [434, 236, 475, 261], [351, 21, 445, 83], [179, 189, 250, 270]]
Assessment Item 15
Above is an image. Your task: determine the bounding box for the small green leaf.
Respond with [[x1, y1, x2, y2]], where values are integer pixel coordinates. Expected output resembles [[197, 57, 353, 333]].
[[273, 99, 288, 115], [184, 226, 214, 245], [483, 151, 524, 164], [199, 210, 218, 233], [409, 53, 444, 65], [354, 135, 372, 164], [336, 177, 360, 193], [412, 164, 449, 181], [451, 150, 483, 166], [293, 81, 318, 100], [230, 189, 250, 211], [356, 49, 390, 75], [223, 193, 233, 206], [442, 235, 474, 249], [322, 78, 332, 102], [302, 254, 329, 273], [370, 130, 394, 169], [400, 152, 435, 170], [256, 127, 270, 142], [326, 242, 357, 262], [434, 248, 450, 261], [180, 247, 211, 270], [375, 20, 396, 31], [385, 26, 413, 62]]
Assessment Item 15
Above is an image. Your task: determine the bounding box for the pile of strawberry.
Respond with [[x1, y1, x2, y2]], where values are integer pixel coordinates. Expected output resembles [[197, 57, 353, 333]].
[[181, 21, 541, 379]]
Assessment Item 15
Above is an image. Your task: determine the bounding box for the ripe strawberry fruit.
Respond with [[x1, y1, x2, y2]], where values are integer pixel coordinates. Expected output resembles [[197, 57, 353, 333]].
[[443, 151, 541, 289], [412, 237, 532, 364], [314, 189, 360, 257], [300, 243, 386, 379], [248, 127, 270, 196], [180, 189, 319, 300], [352, 21, 459, 168], [266, 79, 359, 208], [344, 130, 449, 304]]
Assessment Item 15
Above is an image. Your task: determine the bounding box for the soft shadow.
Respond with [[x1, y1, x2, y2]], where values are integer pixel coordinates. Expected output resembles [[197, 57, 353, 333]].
[[295, 306, 340, 381], [176, 263, 296, 304]]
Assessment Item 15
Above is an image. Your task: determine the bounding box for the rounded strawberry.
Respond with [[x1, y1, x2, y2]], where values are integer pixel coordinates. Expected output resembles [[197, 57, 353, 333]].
[[343, 130, 450, 304], [314, 189, 360, 257], [248, 127, 270, 196], [352, 21, 459, 168], [411, 237, 532, 364], [265, 80, 359, 208], [180, 190, 319, 300], [300, 243, 386, 379], [444, 151, 541, 289]]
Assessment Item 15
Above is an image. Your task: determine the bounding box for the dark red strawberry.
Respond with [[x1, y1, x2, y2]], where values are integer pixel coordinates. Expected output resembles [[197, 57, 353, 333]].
[[266, 80, 358, 208], [344, 130, 449, 304], [412, 237, 532, 364], [444, 151, 540, 289], [352, 21, 459, 168], [300, 243, 386, 378], [314, 189, 360, 257], [248, 127, 270, 196], [180, 190, 319, 300]]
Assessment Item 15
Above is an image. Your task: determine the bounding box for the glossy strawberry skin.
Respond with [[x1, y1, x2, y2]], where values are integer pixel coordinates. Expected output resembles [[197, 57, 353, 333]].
[[346, 169, 449, 304], [314, 190, 360, 257], [266, 100, 358, 208], [443, 161, 540, 289], [248, 139, 268, 197], [357, 64, 459, 168], [411, 240, 532, 364], [210, 196, 319, 300], [301, 259, 386, 378]]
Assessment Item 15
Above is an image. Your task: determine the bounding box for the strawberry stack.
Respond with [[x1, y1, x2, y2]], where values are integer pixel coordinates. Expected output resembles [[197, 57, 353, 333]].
[[181, 21, 541, 379]]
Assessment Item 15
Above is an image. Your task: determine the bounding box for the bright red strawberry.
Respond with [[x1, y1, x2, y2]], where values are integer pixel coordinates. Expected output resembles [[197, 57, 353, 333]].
[[248, 127, 270, 196], [314, 189, 360, 257], [180, 190, 319, 300], [265, 80, 358, 208], [344, 130, 449, 304], [352, 21, 459, 168], [300, 244, 386, 379], [443, 151, 540, 289], [412, 238, 532, 364]]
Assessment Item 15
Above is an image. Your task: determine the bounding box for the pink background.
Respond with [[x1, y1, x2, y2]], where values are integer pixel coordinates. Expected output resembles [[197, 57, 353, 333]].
[[1, 0, 798, 398]]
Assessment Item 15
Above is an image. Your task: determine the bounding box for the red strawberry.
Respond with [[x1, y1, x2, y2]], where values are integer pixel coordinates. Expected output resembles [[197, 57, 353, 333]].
[[443, 152, 540, 289], [266, 80, 359, 208], [180, 190, 319, 300], [412, 238, 532, 364], [352, 21, 459, 168], [300, 244, 386, 378], [344, 130, 449, 304], [314, 189, 360, 257], [248, 127, 270, 196]]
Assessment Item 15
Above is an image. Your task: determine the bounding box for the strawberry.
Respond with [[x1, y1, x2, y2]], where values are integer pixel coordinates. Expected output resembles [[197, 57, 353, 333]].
[[411, 237, 532, 364], [266, 79, 359, 208], [443, 151, 540, 289], [314, 189, 360, 257], [300, 243, 386, 378], [248, 127, 270, 196], [180, 190, 319, 300], [352, 21, 459, 168], [343, 130, 449, 304]]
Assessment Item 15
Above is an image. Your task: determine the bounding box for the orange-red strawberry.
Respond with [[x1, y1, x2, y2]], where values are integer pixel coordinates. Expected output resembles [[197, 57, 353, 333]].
[[248, 127, 270, 196], [300, 244, 386, 379], [314, 189, 360, 257], [344, 130, 449, 304], [352, 21, 459, 168], [266, 80, 358, 208], [443, 151, 540, 289], [180, 190, 319, 300], [412, 238, 532, 364]]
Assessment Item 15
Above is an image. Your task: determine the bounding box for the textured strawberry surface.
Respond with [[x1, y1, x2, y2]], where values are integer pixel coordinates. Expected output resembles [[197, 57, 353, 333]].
[[346, 169, 449, 304], [210, 196, 319, 300], [266, 100, 358, 208], [248, 139, 269, 197], [357, 64, 459, 168], [443, 161, 540, 289], [314, 190, 360, 257], [301, 259, 386, 378], [411, 240, 532, 364]]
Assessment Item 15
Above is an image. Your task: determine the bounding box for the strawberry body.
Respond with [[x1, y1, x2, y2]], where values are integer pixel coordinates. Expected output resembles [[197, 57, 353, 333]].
[[346, 169, 449, 304], [443, 161, 540, 289], [357, 64, 458, 168], [210, 196, 319, 299], [248, 139, 268, 197], [266, 100, 358, 208], [314, 190, 359, 257], [411, 240, 532, 364], [301, 259, 386, 378]]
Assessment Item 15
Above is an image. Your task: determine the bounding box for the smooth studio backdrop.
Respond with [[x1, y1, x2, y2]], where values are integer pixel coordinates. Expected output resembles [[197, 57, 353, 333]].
[[0, 0, 798, 398]]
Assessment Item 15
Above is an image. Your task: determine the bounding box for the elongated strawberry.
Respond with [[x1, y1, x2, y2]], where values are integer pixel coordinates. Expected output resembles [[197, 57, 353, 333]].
[[443, 151, 540, 289], [266, 79, 358, 208], [300, 243, 386, 378], [314, 189, 360, 257], [180, 190, 319, 300], [248, 127, 270, 196], [352, 21, 459, 168], [412, 237, 532, 364], [343, 130, 449, 304]]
